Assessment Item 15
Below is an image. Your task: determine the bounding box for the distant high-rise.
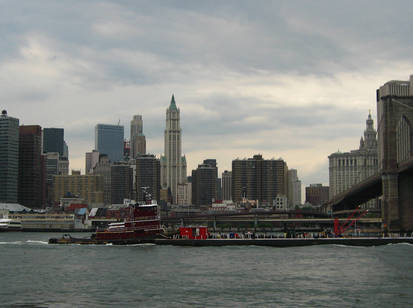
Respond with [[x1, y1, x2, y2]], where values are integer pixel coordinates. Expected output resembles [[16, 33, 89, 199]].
[[222, 171, 232, 201], [192, 163, 217, 206], [85, 150, 100, 175], [161, 95, 187, 203], [136, 154, 160, 202], [43, 128, 64, 157], [0, 110, 19, 203], [111, 163, 133, 204], [95, 124, 124, 162], [287, 169, 302, 209], [305, 184, 329, 206], [93, 154, 112, 205], [130, 115, 146, 158], [18, 125, 44, 208], [232, 154, 288, 205]]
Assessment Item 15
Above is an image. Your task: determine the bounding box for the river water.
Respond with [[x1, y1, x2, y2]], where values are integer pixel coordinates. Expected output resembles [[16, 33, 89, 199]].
[[1, 232, 412, 307]]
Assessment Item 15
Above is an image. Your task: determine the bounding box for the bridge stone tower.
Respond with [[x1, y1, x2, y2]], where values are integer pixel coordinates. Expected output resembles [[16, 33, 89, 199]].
[[377, 75, 413, 232]]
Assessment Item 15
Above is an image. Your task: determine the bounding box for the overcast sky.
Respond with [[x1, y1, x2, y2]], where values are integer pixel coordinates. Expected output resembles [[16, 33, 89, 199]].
[[2, 1, 413, 188]]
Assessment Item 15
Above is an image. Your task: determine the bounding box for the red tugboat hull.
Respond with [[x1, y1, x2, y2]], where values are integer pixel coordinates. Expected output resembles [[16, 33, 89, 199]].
[[49, 189, 163, 245]]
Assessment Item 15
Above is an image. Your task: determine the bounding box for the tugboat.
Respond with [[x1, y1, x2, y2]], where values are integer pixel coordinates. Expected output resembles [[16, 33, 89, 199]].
[[49, 188, 163, 245]]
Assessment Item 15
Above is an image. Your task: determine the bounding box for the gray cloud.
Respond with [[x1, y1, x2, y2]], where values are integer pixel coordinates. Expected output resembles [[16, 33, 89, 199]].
[[1, 0, 412, 187]]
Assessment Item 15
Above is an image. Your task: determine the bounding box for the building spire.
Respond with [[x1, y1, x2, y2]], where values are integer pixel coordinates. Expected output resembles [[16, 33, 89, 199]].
[[169, 94, 178, 111]]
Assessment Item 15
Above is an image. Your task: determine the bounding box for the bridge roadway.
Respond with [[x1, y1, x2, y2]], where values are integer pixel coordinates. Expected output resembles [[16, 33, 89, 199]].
[[161, 212, 381, 226], [329, 157, 413, 213]]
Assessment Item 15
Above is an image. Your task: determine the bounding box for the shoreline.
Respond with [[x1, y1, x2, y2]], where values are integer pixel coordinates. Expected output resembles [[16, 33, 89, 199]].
[[153, 237, 413, 247]]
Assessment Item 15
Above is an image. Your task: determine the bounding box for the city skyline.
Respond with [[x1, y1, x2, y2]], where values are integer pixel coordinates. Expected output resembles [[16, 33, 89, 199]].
[[2, 1, 413, 189]]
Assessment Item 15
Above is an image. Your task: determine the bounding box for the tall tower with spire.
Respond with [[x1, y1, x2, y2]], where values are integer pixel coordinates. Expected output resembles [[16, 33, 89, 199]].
[[361, 111, 378, 150], [161, 95, 187, 203], [328, 112, 379, 210]]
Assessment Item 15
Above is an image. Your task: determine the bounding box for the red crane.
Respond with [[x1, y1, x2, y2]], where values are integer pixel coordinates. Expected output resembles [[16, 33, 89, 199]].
[[334, 207, 368, 237]]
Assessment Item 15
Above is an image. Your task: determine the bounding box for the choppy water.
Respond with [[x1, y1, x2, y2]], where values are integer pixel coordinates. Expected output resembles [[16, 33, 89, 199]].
[[0, 232, 413, 307]]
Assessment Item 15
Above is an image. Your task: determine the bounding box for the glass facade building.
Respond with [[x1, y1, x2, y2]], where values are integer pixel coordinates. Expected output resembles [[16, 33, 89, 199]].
[[43, 128, 64, 157], [95, 124, 124, 163], [0, 111, 19, 203]]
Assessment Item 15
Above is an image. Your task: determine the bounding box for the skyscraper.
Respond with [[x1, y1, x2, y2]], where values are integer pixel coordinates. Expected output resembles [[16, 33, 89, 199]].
[[18, 125, 44, 208], [43, 128, 64, 157], [232, 154, 288, 205], [222, 170, 232, 201], [192, 163, 217, 206], [161, 95, 187, 203], [93, 154, 112, 205], [111, 163, 133, 204], [288, 169, 302, 209], [95, 124, 124, 162], [0, 110, 19, 203], [130, 115, 146, 158]]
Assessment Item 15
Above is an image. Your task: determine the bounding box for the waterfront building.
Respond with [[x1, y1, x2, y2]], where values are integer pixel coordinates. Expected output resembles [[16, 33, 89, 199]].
[[288, 169, 302, 209], [18, 125, 44, 208], [43, 128, 64, 157], [111, 163, 133, 204], [0, 110, 19, 203], [191, 162, 217, 206], [53, 173, 104, 206], [160, 95, 187, 203], [135, 154, 160, 202], [95, 124, 124, 162], [305, 184, 329, 206], [92, 154, 111, 205], [130, 115, 146, 159], [85, 150, 100, 175], [232, 154, 288, 205], [328, 113, 379, 209]]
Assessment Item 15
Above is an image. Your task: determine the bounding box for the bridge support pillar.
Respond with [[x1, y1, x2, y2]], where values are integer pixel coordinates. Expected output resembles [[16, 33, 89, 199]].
[[382, 173, 400, 233], [399, 172, 413, 232]]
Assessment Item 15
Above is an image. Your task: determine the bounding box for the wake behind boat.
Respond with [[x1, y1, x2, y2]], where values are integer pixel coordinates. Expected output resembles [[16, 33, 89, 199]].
[[0, 218, 22, 232]]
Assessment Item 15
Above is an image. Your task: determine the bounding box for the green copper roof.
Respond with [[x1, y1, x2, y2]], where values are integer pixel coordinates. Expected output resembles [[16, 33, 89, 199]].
[[169, 94, 178, 110]]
